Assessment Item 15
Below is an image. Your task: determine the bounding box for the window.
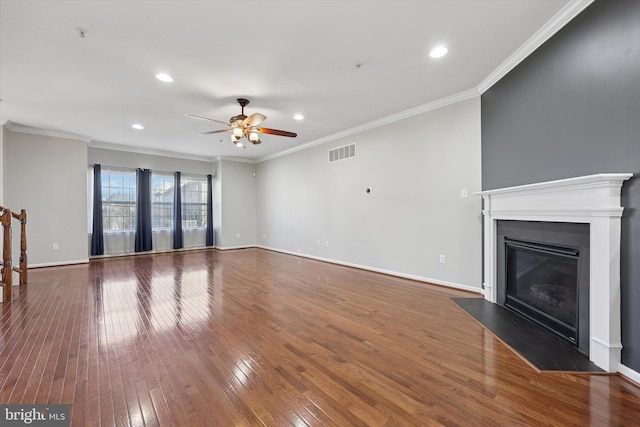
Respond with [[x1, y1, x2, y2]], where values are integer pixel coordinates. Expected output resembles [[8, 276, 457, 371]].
[[151, 172, 174, 229], [181, 175, 207, 228], [101, 168, 136, 231]]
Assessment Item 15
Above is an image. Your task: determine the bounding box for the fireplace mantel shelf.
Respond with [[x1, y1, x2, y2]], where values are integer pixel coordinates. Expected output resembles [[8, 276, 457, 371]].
[[478, 173, 633, 372], [475, 173, 633, 220], [475, 173, 632, 197]]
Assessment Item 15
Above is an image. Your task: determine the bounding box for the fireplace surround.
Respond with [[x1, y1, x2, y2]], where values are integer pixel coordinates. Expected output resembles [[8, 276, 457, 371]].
[[477, 173, 632, 372]]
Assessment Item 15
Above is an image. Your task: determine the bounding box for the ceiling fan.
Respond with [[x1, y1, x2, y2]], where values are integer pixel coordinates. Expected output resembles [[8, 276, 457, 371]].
[[186, 98, 297, 148]]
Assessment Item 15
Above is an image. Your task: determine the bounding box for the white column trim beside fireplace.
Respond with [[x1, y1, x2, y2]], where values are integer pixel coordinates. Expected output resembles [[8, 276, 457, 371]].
[[476, 173, 632, 372]]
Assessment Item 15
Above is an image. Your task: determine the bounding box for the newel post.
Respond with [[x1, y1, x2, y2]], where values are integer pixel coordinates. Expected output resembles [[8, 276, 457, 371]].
[[19, 209, 27, 285], [1, 209, 12, 301]]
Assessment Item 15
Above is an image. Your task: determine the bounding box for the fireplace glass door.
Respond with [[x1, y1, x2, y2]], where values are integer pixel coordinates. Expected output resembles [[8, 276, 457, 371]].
[[505, 239, 579, 344]]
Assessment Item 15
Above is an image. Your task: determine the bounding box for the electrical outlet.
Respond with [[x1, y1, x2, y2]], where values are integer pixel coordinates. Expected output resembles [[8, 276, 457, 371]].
[[52, 243, 59, 250], [460, 188, 468, 198], [325, 241, 329, 247], [439, 254, 446, 264]]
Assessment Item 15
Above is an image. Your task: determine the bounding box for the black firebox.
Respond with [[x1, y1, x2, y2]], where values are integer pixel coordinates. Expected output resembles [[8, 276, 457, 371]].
[[504, 239, 578, 343]]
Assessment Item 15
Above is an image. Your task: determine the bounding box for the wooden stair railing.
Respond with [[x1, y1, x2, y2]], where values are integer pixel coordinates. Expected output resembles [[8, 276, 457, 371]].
[[0, 206, 27, 302]]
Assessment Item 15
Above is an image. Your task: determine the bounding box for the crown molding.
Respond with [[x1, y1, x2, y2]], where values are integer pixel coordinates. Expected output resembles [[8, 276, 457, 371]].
[[256, 88, 480, 163], [218, 156, 258, 164], [3, 120, 91, 142], [88, 140, 216, 163], [477, 0, 594, 94]]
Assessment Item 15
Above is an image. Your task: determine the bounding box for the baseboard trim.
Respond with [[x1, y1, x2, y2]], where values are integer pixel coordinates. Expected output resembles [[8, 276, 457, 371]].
[[216, 244, 257, 251], [30, 259, 89, 268], [618, 364, 640, 386], [256, 245, 481, 294]]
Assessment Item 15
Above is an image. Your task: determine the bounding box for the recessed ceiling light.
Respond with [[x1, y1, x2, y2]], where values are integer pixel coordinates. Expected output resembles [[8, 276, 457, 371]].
[[131, 124, 144, 130], [155, 73, 173, 82], [429, 46, 448, 58], [293, 114, 304, 120]]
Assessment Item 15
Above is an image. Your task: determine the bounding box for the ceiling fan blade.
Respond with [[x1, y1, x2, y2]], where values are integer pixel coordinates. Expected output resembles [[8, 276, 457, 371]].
[[244, 112, 266, 127], [198, 129, 230, 135], [186, 114, 229, 126], [257, 128, 297, 138]]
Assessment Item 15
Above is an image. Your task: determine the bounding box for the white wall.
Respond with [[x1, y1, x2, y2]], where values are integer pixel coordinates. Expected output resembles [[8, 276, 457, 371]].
[[0, 126, 4, 263], [4, 130, 88, 266], [256, 97, 482, 291], [217, 159, 256, 248], [0, 125, 4, 205]]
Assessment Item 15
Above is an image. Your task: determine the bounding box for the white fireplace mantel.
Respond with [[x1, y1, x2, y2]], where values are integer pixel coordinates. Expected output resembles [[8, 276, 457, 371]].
[[476, 173, 632, 372]]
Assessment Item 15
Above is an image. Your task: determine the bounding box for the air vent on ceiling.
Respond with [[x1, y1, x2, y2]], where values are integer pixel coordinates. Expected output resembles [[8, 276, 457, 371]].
[[328, 143, 356, 163]]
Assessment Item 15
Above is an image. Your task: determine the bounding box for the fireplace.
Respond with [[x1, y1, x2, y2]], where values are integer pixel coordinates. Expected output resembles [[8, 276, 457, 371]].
[[496, 220, 590, 354], [477, 173, 632, 372]]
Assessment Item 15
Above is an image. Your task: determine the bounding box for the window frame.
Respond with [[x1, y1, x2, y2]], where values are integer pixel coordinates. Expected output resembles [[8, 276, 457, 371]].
[[180, 174, 208, 229], [101, 167, 137, 232], [151, 171, 175, 230]]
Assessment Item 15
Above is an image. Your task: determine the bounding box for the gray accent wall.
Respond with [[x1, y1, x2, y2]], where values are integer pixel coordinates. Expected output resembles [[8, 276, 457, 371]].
[[481, 0, 640, 371]]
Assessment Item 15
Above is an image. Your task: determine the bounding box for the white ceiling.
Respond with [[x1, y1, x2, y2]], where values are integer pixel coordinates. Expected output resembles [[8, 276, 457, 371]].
[[0, 0, 590, 162]]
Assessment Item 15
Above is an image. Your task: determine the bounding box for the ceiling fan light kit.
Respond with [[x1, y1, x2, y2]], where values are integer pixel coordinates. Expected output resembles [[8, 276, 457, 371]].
[[187, 98, 297, 148], [249, 131, 260, 143], [230, 133, 245, 148]]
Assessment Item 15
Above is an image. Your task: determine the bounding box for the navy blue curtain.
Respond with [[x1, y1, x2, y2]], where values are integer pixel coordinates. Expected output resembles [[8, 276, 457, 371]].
[[91, 164, 104, 256], [173, 171, 183, 249], [206, 174, 214, 246], [135, 168, 153, 252]]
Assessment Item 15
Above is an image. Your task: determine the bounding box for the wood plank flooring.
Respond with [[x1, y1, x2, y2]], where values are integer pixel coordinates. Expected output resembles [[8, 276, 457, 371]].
[[1, 248, 639, 426]]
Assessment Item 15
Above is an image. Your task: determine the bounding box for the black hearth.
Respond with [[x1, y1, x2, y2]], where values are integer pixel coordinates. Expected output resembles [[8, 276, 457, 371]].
[[497, 221, 590, 355]]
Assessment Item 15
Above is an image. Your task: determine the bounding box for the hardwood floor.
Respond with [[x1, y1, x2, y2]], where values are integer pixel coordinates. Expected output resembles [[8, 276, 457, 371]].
[[1, 248, 639, 426]]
